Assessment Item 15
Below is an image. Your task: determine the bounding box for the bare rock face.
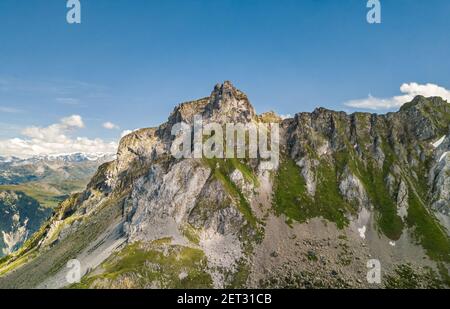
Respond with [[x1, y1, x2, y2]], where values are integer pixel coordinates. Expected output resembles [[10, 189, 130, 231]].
[[124, 160, 211, 243], [204, 81, 256, 124], [339, 168, 370, 209], [163, 81, 255, 129], [230, 169, 254, 198], [396, 180, 409, 220], [296, 158, 318, 197], [430, 132, 450, 234], [398, 96, 450, 140]]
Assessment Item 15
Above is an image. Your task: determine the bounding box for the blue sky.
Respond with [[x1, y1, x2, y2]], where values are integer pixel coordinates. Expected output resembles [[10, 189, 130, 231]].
[[0, 0, 450, 156]]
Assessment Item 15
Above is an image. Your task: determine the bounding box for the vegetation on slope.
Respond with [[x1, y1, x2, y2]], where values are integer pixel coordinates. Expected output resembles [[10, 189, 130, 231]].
[[273, 157, 354, 229], [0, 191, 127, 288], [204, 158, 259, 227], [334, 144, 405, 240], [407, 191, 450, 262], [0, 183, 71, 209], [73, 241, 212, 289], [385, 263, 449, 289]]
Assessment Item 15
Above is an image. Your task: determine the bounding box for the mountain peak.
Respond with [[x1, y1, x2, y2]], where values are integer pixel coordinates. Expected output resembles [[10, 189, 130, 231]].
[[204, 81, 256, 123], [400, 95, 449, 112], [213, 80, 236, 92], [210, 81, 248, 105], [167, 81, 256, 125]]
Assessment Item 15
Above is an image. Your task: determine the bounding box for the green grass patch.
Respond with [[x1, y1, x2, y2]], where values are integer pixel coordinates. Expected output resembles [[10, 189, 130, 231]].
[[74, 242, 213, 289], [181, 224, 200, 245], [406, 191, 450, 262], [273, 157, 352, 229], [0, 183, 68, 209], [335, 140, 405, 240], [385, 264, 447, 289], [224, 260, 250, 288]]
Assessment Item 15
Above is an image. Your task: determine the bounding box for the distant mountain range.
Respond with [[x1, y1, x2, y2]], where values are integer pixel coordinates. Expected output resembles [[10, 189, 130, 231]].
[[0, 152, 115, 257], [0, 153, 115, 185], [0, 152, 115, 165]]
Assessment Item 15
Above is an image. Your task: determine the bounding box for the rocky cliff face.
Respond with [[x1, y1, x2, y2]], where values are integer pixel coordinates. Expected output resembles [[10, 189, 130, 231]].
[[0, 82, 449, 289]]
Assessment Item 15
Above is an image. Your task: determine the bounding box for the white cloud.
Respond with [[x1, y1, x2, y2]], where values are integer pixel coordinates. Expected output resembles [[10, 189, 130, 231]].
[[0, 76, 108, 97], [344, 82, 450, 110], [22, 115, 84, 140], [0, 106, 22, 113], [120, 128, 141, 138], [103, 121, 120, 130], [120, 130, 133, 138], [61, 115, 84, 128], [55, 97, 80, 105], [0, 115, 117, 158]]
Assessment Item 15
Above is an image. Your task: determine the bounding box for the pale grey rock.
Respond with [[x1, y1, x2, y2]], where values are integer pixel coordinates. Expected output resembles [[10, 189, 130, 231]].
[[296, 158, 318, 197], [204, 81, 256, 124], [430, 133, 450, 233], [339, 168, 370, 208], [230, 168, 254, 198], [125, 160, 211, 243], [396, 180, 409, 219], [385, 173, 397, 198]]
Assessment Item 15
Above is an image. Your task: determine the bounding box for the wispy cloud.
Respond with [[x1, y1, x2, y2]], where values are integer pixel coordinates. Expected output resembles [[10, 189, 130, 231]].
[[0, 106, 22, 113], [0, 79, 9, 92], [280, 114, 292, 120], [0, 115, 117, 158], [0, 77, 106, 95], [121, 130, 133, 138], [55, 97, 81, 105], [120, 129, 140, 138], [0, 122, 22, 138], [103, 121, 120, 130], [344, 82, 450, 110]]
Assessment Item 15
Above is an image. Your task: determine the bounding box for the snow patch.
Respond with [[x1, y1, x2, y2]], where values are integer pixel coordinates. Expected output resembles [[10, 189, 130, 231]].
[[439, 152, 449, 163], [389, 241, 396, 247], [432, 136, 446, 148], [358, 226, 367, 239]]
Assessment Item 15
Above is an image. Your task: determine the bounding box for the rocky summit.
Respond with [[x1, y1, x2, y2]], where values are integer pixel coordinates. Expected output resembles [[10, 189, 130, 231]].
[[0, 81, 449, 289]]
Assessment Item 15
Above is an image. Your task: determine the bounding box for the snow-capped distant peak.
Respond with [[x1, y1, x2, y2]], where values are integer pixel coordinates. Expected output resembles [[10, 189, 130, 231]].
[[0, 156, 21, 163], [44, 152, 116, 162], [0, 152, 116, 164]]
